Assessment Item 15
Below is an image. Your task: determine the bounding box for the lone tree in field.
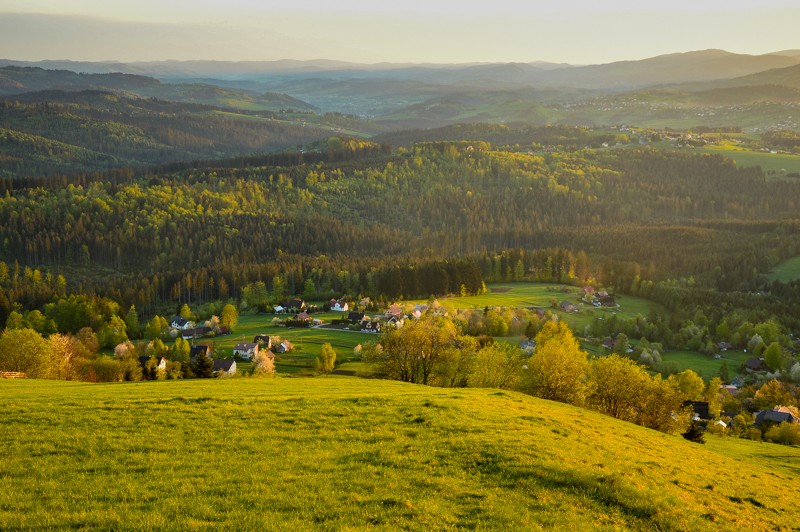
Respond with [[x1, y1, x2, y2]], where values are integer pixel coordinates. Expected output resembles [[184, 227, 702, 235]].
[[522, 320, 591, 406], [220, 304, 238, 331], [315, 343, 337, 374]]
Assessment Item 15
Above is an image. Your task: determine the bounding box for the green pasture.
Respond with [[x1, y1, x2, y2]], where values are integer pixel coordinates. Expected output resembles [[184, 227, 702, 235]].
[[1, 378, 797, 530], [764, 255, 800, 283], [660, 350, 750, 381], [698, 145, 800, 176], [411, 282, 666, 333], [204, 312, 373, 373]]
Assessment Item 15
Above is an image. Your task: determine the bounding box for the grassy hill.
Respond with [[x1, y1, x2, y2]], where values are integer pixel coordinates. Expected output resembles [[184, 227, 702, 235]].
[[1, 378, 798, 530]]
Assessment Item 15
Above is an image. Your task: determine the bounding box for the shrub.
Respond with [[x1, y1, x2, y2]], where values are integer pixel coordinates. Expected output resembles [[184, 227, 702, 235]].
[[764, 423, 800, 445]]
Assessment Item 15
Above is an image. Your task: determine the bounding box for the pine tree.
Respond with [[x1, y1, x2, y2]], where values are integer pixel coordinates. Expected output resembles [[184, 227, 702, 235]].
[[682, 421, 706, 444]]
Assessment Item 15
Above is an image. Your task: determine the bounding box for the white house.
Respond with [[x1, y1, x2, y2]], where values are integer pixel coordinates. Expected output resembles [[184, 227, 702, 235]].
[[213, 359, 237, 376], [170, 316, 194, 330], [233, 342, 259, 360], [331, 299, 350, 312]]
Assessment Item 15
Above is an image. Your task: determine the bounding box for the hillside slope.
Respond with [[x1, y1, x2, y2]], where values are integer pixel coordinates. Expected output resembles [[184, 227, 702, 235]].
[[1, 378, 797, 530]]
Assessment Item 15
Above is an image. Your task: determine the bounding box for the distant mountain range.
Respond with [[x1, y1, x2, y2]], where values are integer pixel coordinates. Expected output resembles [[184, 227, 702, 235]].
[[2, 48, 800, 145], [3, 49, 799, 89]]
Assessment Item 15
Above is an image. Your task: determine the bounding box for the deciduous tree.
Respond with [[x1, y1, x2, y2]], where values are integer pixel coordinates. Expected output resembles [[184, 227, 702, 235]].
[[522, 320, 591, 406]]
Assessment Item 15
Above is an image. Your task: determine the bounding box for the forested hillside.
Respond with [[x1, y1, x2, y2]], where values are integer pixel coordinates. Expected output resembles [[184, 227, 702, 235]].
[[0, 92, 346, 177], [2, 135, 800, 325]]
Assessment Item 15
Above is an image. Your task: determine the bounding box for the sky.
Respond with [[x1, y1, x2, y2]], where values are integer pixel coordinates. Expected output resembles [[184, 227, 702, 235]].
[[1, 0, 799, 65]]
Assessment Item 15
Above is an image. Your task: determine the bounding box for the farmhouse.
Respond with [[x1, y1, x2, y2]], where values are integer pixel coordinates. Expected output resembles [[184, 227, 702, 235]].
[[295, 312, 311, 323], [233, 342, 259, 360], [330, 299, 349, 312], [170, 316, 193, 330], [253, 335, 272, 348], [347, 311, 365, 323], [138, 356, 167, 371], [213, 359, 237, 376], [190, 344, 211, 360], [559, 301, 579, 313], [754, 408, 800, 426], [386, 304, 403, 319], [361, 320, 382, 333], [745, 358, 767, 372], [684, 401, 710, 421], [276, 339, 294, 353], [181, 326, 210, 340]]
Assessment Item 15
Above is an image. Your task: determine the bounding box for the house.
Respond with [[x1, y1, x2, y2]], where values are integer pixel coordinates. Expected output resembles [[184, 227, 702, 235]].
[[138, 356, 167, 371], [190, 344, 211, 360], [295, 312, 311, 323], [683, 401, 710, 421], [602, 337, 615, 350], [717, 342, 734, 351], [233, 342, 259, 360], [596, 294, 617, 307], [213, 359, 237, 376], [253, 335, 272, 348], [181, 326, 210, 340], [347, 311, 365, 323], [744, 358, 766, 372], [273, 305, 285, 314], [520, 339, 536, 354], [170, 316, 193, 330], [386, 304, 403, 319], [387, 315, 405, 328], [330, 299, 349, 312], [755, 408, 800, 427], [276, 339, 294, 353], [217, 326, 231, 336], [559, 301, 579, 313], [361, 320, 382, 333]]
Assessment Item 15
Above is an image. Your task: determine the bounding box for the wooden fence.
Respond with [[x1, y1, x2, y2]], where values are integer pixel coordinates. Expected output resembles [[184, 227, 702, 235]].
[[0, 372, 27, 379]]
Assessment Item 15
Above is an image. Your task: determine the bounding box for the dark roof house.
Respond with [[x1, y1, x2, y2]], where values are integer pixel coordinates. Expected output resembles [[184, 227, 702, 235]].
[[190, 345, 211, 359], [213, 359, 237, 376], [755, 409, 800, 426]]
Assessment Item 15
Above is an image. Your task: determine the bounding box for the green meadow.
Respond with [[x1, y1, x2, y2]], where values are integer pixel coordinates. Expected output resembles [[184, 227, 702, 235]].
[[1, 378, 798, 530], [697, 144, 800, 176], [660, 350, 751, 380], [195, 312, 374, 373], [411, 282, 665, 333], [765, 255, 800, 283]]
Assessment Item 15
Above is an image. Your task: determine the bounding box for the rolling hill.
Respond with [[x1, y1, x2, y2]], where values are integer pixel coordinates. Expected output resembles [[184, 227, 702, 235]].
[[0, 66, 317, 112], [0, 89, 342, 178], [0, 378, 797, 529]]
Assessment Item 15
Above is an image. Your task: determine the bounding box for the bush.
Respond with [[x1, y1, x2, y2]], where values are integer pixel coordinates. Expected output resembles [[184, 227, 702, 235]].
[[764, 422, 800, 445], [745, 428, 763, 441]]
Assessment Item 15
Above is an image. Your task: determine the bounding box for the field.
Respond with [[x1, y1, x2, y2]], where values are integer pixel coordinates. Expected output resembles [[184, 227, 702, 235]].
[[195, 312, 375, 373], [698, 145, 800, 176], [1, 378, 798, 530], [765, 255, 800, 283], [660, 350, 750, 380], [410, 282, 666, 333]]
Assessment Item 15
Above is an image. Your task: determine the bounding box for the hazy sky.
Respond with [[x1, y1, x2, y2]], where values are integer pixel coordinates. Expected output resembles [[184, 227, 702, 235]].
[[2, 0, 798, 64]]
